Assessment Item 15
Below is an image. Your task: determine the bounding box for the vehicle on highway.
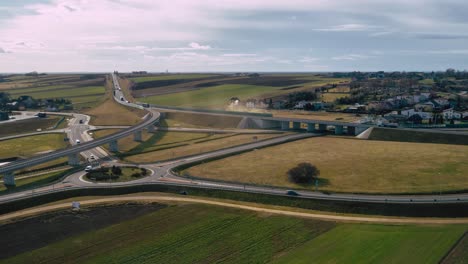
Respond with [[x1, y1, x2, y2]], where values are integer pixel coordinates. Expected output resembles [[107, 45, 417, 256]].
[[286, 190, 299, 196], [142, 103, 150, 108], [76, 139, 81, 144], [84, 165, 92, 172]]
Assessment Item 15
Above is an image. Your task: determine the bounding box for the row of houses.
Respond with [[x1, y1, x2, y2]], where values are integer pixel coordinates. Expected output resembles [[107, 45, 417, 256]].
[[386, 108, 468, 121]]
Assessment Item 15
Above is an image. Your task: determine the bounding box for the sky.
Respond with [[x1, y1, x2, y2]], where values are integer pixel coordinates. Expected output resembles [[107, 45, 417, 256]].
[[1, 0, 468, 72]]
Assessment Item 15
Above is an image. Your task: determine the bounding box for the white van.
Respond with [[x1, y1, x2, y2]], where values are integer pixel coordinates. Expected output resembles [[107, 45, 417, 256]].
[[76, 139, 81, 144]]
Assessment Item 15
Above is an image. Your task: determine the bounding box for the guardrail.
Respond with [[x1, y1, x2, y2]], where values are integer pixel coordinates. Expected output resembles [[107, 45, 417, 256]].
[[139, 103, 273, 117]]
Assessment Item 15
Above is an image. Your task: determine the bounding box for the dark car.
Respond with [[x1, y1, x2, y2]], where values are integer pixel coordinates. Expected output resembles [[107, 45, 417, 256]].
[[286, 190, 299, 196]]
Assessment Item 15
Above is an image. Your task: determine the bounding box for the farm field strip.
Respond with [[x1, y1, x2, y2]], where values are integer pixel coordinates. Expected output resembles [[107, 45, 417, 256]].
[[2, 204, 334, 264], [129, 74, 218, 83], [273, 224, 466, 264]]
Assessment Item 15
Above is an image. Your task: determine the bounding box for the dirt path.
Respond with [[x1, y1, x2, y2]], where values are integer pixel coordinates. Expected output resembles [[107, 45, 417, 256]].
[[2, 195, 468, 225]]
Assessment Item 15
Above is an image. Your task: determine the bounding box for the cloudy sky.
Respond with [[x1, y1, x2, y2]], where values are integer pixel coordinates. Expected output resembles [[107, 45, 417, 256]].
[[1, 0, 468, 72]]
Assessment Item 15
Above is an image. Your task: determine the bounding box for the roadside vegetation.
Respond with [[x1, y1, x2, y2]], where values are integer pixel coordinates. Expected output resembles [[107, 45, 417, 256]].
[[185, 137, 468, 194], [85, 166, 148, 182]]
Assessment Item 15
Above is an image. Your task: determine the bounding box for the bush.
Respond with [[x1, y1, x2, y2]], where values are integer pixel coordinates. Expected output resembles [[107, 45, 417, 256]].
[[287, 162, 319, 184], [131, 172, 142, 178], [111, 165, 122, 175], [141, 168, 148, 176]]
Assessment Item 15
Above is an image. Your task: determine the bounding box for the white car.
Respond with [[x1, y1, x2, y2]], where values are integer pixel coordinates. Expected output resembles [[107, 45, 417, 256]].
[[85, 165, 92, 172], [90, 154, 95, 160], [76, 139, 81, 144]]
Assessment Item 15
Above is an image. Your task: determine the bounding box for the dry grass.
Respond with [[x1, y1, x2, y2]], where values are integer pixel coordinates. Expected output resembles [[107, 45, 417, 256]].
[[92, 129, 153, 152], [320, 93, 349, 102], [0, 133, 68, 159], [84, 78, 147, 126], [185, 137, 468, 194], [272, 110, 361, 122], [125, 133, 283, 163]]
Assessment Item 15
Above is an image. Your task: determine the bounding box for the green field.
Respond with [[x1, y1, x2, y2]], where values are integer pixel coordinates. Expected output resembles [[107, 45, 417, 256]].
[[185, 137, 468, 194], [274, 224, 465, 264], [369, 128, 468, 145], [0, 74, 106, 109], [3, 203, 466, 263], [130, 74, 217, 83], [141, 84, 277, 108], [0, 115, 65, 137], [0, 133, 68, 159], [0, 169, 71, 194], [2, 204, 335, 263]]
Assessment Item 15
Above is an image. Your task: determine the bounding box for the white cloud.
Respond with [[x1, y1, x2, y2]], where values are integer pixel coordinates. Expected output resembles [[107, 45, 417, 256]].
[[332, 54, 371, 61], [222, 53, 257, 57], [189, 42, 211, 50], [299, 57, 319, 63], [315, 24, 381, 32]]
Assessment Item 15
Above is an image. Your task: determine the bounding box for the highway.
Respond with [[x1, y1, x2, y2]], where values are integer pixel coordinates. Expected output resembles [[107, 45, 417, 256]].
[[0, 83, 160, 175], [1, 73, 468, 208]]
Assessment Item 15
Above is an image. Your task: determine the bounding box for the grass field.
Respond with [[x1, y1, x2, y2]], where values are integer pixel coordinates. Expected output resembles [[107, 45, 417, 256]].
[[129, 74, 217, 83], [0, 133, 68, 159], [321, 92, 349, 102], [273, 224, 465, 264], [3, 203, 467, 263], [3, 204, 335, 264], [185, 137, 468, 194], [0, 115, 65, 137], [369, 128, 468, 145], [442, 232, 468, 264], [141, 84, 277, 108], [162, 111, 242, 129], [138, 75, 348, 109], [0, 74, 106, 109], [272, 110, 362, 122], [124, 132, 283, 163], [0, 169, 72, 194]]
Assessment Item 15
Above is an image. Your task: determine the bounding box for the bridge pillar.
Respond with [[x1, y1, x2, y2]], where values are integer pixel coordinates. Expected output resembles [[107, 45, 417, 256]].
[[281, 121, 290, 130], [109, 140, 119, 152], [292, 122, 301, 130], [68, 153, 80, 166], [307, 123, 316, 133], [133, 130, 143, 142], [148, 124, 156, 133], [318, 124, 327, 132], [335, 125, 344, 135], [2, 172, 15, 186]]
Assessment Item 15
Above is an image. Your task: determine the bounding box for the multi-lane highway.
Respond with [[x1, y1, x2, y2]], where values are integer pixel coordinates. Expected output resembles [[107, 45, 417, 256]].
[[1, 73, 468, 208]]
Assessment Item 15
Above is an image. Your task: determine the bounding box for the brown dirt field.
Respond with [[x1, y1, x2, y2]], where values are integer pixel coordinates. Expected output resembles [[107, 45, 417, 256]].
[[163, 111, 242, 129], [0, 203, 167, 260], [131, 76, 247, 97]]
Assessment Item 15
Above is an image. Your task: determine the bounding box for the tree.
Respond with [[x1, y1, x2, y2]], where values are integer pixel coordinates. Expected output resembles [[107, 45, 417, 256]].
[[111, 165, 122, 175], [287, 162, 320, 184]]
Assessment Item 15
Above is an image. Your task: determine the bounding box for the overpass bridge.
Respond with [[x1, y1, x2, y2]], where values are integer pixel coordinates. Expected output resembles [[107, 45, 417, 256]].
[[237, 116, 372, 135], [0, 74, 160, 186]]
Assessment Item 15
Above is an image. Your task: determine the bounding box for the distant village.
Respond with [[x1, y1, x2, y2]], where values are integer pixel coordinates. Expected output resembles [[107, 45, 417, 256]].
[[229, 69, 468, 127]]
